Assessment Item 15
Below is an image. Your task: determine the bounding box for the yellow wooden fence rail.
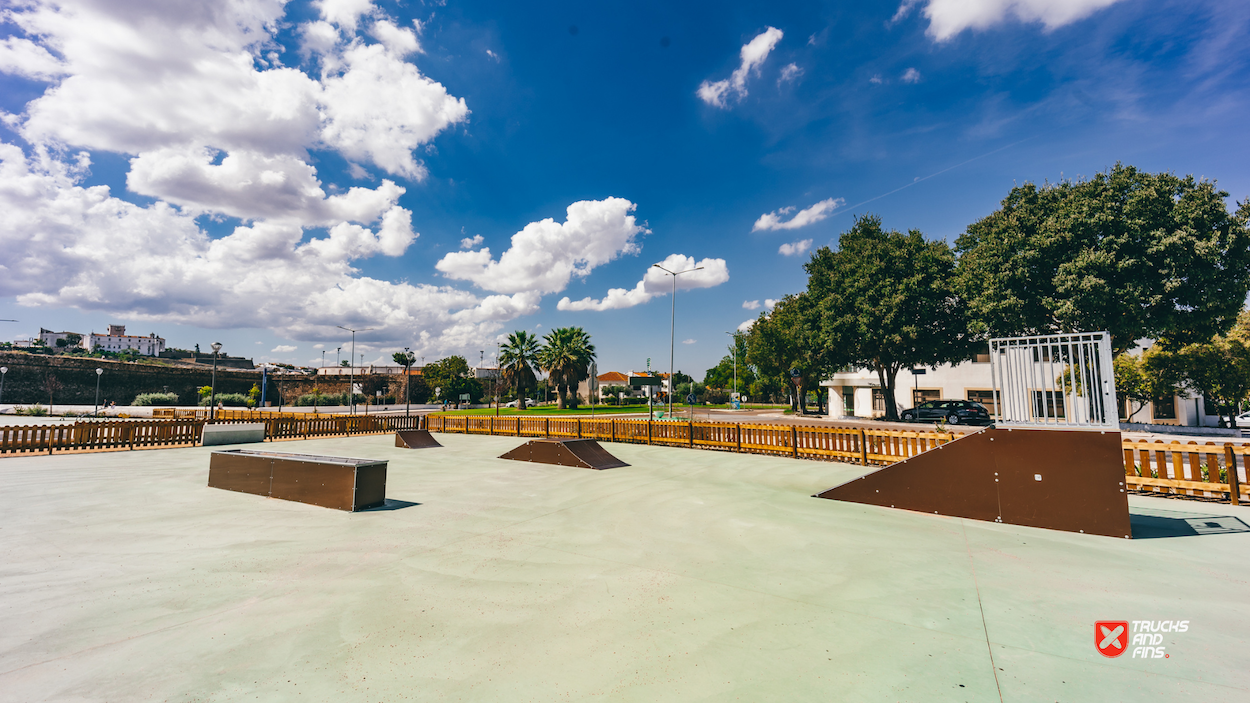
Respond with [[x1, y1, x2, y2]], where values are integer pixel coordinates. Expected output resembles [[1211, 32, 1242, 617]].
[[0, 413, 423, 456], [7, 412, 1246, 505]]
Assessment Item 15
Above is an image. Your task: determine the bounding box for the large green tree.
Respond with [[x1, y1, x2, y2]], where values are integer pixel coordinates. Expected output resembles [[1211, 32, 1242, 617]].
[[955, 164, 1250, 351], [537, 327, 596, 409], [745, 293, 830, 412], [807, 215, 972, 420], [499, 330, 541, 409], [423, 356, 483, 404], [703, 332, 756, 394], [1163, 310, 1250, 428]]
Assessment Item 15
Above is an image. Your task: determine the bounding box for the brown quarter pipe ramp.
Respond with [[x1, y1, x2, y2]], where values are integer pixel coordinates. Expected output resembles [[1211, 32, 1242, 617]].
[[395, 430, 442, 449], [500, 438, 629, 470], [816, 427, 1131, 538]]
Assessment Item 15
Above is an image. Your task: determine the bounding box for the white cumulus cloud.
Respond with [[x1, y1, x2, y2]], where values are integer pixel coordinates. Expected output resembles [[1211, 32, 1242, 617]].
[[697, 27, 784, 108], [901, 67, 922, 83], [743, 300, 761, 310], [437, 198, 647, 295], [682, 339, 696, 345], [738, 319, 755, 332], [272, 345, 297, 353], [779, 239, 813, 256], [753, 197, 844, 231], [0, 1, 531, 360], [460, 234, 484, 249], [897, 0, 1125, 42], [557, 254, 730, 312]]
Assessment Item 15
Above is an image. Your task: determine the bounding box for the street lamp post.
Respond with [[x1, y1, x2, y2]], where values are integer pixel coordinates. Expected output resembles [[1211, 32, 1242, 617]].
[[336, 326, 373, 415], [209, 342, 222, 420], [0, 366, 8, 410], [404, 346, 412, 416], [652, 262, 703, 416], [725, 331, 738, 408], [94, 368, 103, 417]]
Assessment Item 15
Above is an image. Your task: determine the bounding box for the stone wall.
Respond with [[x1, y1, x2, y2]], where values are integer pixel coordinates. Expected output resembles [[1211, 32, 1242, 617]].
[[0, 352, 263, 406], [0, 352, 431, 407]]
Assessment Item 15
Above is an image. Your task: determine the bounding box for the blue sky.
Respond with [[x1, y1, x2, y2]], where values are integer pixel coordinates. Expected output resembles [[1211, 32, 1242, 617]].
[[2, 0, 1248, 377]]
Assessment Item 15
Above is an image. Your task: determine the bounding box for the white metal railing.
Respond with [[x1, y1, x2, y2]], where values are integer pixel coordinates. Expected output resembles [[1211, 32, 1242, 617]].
[[990, 332, 1117, 429]]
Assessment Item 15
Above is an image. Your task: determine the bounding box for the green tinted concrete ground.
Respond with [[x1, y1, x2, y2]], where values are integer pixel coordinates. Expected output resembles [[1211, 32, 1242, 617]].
[[1, 434, 1248, 702]]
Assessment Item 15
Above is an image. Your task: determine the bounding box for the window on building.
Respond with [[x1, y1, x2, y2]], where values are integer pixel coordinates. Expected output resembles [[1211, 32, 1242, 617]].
[[872, 389, 886, 414], [912, 388, 941, 406], [972, 344, 990, 364], [1153, 395, 1176, 420], [1203, 397, 1218, 416], [1031, 390, 1066, 419], [967, 390, 998, 417]]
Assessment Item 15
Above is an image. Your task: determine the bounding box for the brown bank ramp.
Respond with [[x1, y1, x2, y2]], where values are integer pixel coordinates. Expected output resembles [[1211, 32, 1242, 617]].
[[395, 430, 443, 449], [816, 426, 1131, 538], [500, 438, 629, 470]]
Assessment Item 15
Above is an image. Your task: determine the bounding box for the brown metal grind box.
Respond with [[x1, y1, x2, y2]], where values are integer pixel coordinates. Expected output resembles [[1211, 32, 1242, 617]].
[[208, 449, 387, 511]]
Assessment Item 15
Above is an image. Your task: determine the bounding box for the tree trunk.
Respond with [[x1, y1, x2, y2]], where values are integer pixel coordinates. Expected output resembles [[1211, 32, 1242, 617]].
[[876, 363, 900, 421]]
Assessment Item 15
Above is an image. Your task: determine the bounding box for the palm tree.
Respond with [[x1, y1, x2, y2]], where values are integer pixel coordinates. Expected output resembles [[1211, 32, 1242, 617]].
[[499, 330, 540, 409], [538, 327, 596, 409]]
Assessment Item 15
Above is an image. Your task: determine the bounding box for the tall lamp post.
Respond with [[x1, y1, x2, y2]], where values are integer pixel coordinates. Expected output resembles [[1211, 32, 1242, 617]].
[[336, 326, 372, 415], [94, 368, 103, 417], [0, 366, 8, 410], [652, 262, 703, 416], [403, 346, 413, 416], [209, 342, 222, 420], [725, 331, 738, 408]]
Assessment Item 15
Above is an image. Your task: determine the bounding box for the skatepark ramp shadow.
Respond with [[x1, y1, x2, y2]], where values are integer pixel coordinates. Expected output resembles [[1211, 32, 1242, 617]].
[[500, 438, 629, 470], [1129, 509, 1250, 538]]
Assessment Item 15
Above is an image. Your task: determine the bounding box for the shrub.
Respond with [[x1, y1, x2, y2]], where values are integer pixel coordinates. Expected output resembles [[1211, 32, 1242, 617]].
[[17, 404, 49, 416], [198, 393, 251, 407], [133, 392, 180, 406]]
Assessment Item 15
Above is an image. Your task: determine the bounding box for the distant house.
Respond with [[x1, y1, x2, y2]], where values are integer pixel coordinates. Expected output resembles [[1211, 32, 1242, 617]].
[[39, 328, 84, 349], [87, 324, 166, 356], [578, 371, 666, 402]]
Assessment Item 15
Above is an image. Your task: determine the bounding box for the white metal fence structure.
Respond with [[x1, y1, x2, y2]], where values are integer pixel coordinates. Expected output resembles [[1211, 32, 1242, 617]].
[[989, 332, 1118, 429]]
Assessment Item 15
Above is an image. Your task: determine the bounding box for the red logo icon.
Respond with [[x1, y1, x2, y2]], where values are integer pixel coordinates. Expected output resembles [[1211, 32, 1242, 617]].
[[1096, 621, 1129, 657]]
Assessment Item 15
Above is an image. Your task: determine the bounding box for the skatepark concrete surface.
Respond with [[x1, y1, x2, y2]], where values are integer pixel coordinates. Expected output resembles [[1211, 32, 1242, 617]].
[[2, 434, 1248, 702]]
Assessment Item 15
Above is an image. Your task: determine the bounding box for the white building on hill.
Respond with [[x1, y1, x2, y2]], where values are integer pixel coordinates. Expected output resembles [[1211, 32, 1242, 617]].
[[87, 324, 166, 356]]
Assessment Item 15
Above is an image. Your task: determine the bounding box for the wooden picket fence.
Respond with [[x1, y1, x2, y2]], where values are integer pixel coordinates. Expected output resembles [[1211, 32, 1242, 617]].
[[0, 413, 422, 456], [424, 414, 952, 466], [5, 410, 1246, 504], [1122, 439, 1249, 504]]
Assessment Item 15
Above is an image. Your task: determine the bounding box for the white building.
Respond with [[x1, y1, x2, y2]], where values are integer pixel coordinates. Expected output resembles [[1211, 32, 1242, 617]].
[[87, 324, 166, 356], [821, 349, 1222, 428], [39, 328, 84, 349]]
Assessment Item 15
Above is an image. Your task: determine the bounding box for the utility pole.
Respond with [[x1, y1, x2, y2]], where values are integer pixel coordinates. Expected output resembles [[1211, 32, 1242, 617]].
[[404, 346, 412, 416], [209, 342, 222, 420], [337, 326, 373, 415], [652, 262, 703, 416]]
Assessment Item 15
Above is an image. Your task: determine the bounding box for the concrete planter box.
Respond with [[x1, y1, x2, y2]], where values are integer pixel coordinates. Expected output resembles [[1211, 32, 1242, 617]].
[[202, 422, 266, 446]]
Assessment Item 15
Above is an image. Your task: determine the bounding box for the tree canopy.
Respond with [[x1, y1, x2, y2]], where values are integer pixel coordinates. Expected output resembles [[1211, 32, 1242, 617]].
[[499, 330, 541, 409], [537, 327, 596, 409], [955, 164, 1250, 352], [806, 214, 972, 420], [745, 293, 829, 412]]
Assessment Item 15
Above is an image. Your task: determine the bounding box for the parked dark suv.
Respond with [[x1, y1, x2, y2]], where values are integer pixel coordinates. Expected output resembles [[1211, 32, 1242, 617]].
[[900, 399, 991, 425]]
